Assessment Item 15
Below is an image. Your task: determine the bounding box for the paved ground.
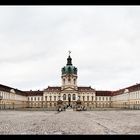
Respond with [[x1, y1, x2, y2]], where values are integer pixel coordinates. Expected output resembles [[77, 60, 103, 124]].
[[0, 110, 140, 135]]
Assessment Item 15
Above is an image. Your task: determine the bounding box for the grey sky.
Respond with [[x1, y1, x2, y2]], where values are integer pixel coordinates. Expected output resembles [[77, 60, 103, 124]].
[[0, 6, 140, 91]]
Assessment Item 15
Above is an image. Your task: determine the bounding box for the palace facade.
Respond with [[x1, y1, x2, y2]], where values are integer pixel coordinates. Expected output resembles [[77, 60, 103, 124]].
[[0, 54, 140, 110]]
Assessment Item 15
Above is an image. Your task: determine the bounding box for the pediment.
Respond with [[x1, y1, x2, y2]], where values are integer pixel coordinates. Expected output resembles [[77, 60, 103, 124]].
[[63, 87, 75, 91]]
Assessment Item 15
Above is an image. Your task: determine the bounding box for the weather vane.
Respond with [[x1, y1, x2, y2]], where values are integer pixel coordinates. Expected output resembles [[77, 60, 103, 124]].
[[68, 50, 71, 55]]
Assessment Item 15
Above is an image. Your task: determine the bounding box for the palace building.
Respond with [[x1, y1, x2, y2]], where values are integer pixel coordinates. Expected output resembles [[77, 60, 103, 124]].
[[0, 53, 140, 110]]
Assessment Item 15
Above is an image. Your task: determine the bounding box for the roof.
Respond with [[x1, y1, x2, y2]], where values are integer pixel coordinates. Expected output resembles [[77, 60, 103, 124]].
[[0, 84, 27, 96], [96, 91, 113, 96], [78, 86, 95, 91], [62, 65, 77, 75], [45, 86, 61, 91], [1, 83, 140, 97], [126, 83, 140, 92], [24, 90, 43, 96], [112, 89, 124, 96], [112, 83, 140, 96]]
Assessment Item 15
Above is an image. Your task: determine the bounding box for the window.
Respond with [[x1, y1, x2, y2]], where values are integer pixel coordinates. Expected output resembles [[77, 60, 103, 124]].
[[34, 97, 36, 101], [78, 96, 80, 100], [58, 95, 61, 100], [73, 94, 76, 100], [68, 78, 71, 82], [45, 96, 47, 101], [74, 79, 76, 84], [83, 96, 85, 101], [38, 97, 40, 101], [92, 96, 93, 101], [31, 97, 33, 101], [50, 96, 52, 101], [87, 96, 89, 101], [63, 94, 66, 100], [68, 94, 71, 101], [54, 96, 56, 101]]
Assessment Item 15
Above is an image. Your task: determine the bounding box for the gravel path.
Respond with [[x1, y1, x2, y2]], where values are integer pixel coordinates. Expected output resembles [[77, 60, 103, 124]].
[[0, 110, 140, 134]]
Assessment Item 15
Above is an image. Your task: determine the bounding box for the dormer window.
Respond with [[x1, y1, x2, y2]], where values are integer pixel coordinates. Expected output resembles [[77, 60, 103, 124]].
[[10, 89, 15, 94], [124, 89, 129, 93]]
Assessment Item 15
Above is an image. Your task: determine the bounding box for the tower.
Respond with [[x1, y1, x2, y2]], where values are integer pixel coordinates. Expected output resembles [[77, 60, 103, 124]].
[[61, 51, 78, 90]]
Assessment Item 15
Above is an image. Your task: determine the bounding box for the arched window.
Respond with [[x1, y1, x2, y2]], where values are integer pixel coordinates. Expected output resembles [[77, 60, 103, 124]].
[[74, 79, 76, 84], [83, 96, 85, 101], [92, 96, 93, 101], [74, 67, 77, 74], [68, 94, 71, 101], [50, 96, 52, 101], [54, 96, 56, 101], [68, 77, 71, 82], [63, 79, 65, 84], [78, 96, 80, 100], [68, 67, 71, 73], [63, 94, 66, 100], [73, 94, 76, 100], [87, 96, 89, 101]]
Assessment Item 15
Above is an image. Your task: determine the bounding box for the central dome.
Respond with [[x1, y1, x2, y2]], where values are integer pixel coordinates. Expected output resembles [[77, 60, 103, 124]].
[[61, 54, 77, 75], [62, 65, 77, 75]]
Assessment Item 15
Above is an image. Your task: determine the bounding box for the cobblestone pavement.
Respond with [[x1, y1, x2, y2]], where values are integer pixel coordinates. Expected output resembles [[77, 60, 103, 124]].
[[0, 110, 140, 134]]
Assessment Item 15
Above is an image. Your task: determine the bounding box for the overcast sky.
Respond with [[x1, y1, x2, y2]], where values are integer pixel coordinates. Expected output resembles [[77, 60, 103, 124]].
[[0, 6, 140, 91]]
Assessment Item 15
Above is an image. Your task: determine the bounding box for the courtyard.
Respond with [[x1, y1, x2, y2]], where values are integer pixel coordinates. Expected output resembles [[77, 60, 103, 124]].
[[0, 110, 140, 135]]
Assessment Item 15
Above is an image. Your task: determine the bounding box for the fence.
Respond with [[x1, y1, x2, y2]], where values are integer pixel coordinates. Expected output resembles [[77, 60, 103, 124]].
[[0, 104, 140, 111]]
